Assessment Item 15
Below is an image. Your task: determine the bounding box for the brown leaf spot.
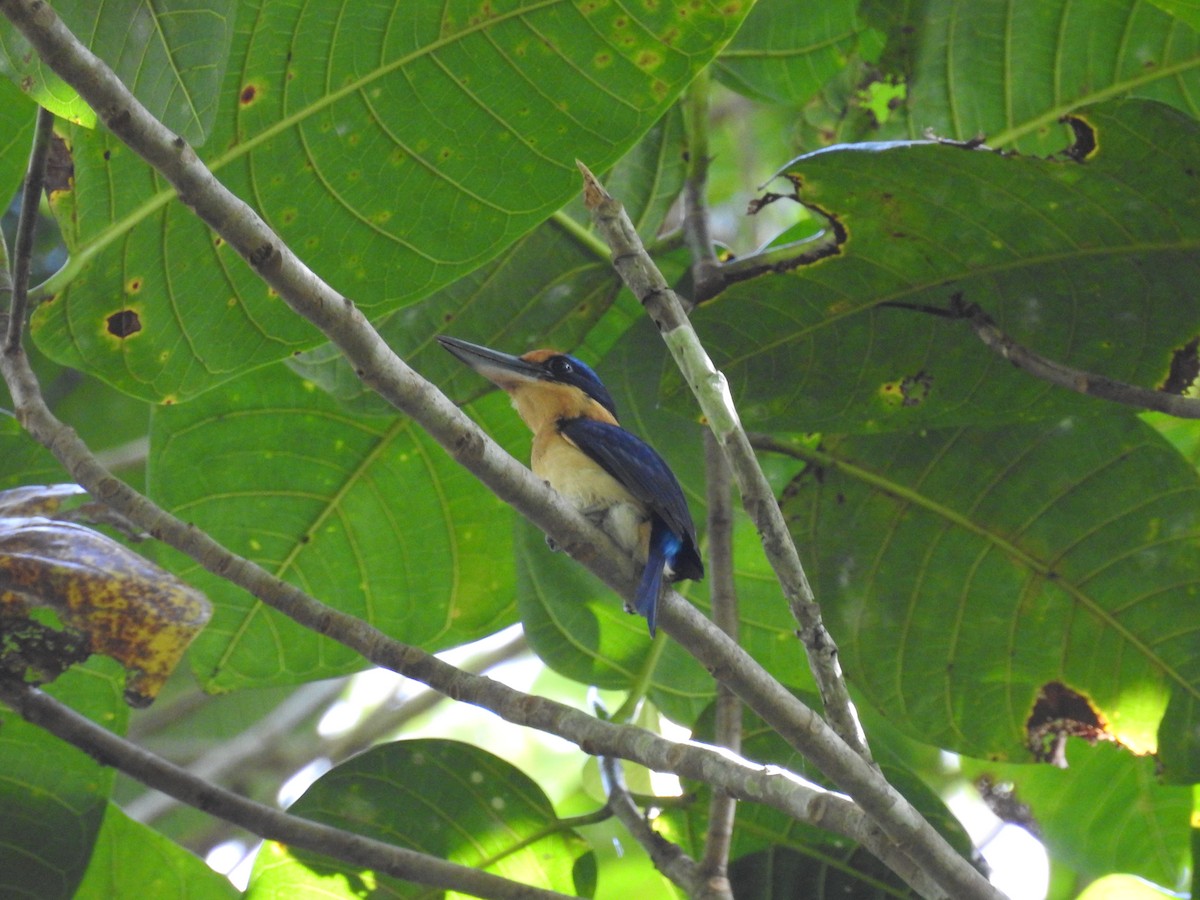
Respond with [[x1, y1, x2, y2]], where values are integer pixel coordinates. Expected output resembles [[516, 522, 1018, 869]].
[[0, 517, 211, 706], [45, 134, 74, 194], [1026, 680, 1113, 767], [1160, 336, 1200, 395], [107, 309, 142, 338], [106, 309, 142, 340], [1059, 114, 1098, 162]]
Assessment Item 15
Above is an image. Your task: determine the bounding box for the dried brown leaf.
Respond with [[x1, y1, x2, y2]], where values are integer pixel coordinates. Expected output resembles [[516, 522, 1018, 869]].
[[0, 516, 211, 706]]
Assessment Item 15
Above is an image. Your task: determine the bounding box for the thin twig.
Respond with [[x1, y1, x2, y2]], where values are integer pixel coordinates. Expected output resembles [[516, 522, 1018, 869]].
[[576, 161, 872, 763], [0, 679, 577, 900], [698, 431, 737, 900], [713, 228, 842, 287], [5, 103, 55, 351], [944, 296, 1200, 418], [681, 70, 721, 304], [599, 755, 701, 890]]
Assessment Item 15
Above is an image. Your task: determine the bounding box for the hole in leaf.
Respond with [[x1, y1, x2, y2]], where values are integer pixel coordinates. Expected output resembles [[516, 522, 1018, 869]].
[[106, 309, 142, 338]]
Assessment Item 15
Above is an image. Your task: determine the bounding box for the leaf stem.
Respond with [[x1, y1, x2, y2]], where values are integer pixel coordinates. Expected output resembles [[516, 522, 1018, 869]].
[[549, 209, 612, 263]]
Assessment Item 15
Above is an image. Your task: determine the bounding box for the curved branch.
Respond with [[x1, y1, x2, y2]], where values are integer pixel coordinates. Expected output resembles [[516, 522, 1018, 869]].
[[948, 297, 1200, 418]]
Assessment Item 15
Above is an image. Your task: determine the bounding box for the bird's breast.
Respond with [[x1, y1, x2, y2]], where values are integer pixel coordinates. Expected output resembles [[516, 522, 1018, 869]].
[[532, 427, 648, 556]]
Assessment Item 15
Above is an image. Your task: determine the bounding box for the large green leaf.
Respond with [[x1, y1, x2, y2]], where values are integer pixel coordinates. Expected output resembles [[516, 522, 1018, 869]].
[[783, 413, 1200, 764], [75, 804, 237, 900], [713, 0, 875, 106], [0, 662, 127, 900], [247, 739, 594, 898], [30, 0, 747, 403], [0, 78, 36, 197], [961, 741, 1191, 892], [865, 0, 1200, 153], [0, 0, 236, 141], [291, 105, 687, 416], [675, 100, 1200, 433], [147, 363, 524, 691]]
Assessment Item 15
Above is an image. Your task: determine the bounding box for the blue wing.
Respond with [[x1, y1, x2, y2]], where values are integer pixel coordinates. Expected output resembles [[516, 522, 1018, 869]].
[[558, 416, 703, 582]]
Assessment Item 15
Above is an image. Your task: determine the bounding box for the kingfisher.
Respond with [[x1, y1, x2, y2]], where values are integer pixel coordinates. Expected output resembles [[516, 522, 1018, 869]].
[[437, 336, 703, 636]]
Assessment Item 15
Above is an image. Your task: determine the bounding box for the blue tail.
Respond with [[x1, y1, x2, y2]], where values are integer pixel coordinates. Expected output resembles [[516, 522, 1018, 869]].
[[635, 522, 683, 637]]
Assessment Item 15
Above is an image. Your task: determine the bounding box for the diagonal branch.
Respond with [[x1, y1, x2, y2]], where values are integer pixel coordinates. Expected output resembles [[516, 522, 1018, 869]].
[[576, 161, 870, 762], [599, 755, 701, 891]]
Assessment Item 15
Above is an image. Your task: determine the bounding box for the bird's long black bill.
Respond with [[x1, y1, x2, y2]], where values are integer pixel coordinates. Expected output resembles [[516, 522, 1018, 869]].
[[436, 335, 543, 385]]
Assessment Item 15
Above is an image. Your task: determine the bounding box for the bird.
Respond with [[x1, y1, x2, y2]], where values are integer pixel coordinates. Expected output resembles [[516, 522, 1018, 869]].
[[437, 335, 703, 636]]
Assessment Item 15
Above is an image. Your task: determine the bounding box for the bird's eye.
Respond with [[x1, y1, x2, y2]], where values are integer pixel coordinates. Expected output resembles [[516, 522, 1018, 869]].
[[549, 357, 574, 377]]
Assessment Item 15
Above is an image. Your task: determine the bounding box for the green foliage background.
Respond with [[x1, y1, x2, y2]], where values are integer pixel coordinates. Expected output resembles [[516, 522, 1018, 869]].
[[2, 0, 1199, 897]]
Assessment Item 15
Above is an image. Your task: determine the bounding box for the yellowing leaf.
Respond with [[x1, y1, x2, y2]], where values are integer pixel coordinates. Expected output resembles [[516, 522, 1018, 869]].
[[0, 513, 210, 706]]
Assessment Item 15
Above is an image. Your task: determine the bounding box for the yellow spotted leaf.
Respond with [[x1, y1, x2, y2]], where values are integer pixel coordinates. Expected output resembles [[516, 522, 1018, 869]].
[[0, 515, 210, 706]]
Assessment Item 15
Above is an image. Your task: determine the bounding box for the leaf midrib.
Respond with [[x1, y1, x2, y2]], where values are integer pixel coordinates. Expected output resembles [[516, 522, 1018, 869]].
[[796, 438, 1200, 701]]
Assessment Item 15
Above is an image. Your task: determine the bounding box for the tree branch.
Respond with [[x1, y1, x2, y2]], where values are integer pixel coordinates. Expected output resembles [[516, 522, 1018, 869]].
[[697, 431, 738, 900], [0, 678, 578, 900], [599, 755, 701, 891], [576, 161, 872, 762], [1, 325, 937, 888], [0, 301, 939, 892]]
